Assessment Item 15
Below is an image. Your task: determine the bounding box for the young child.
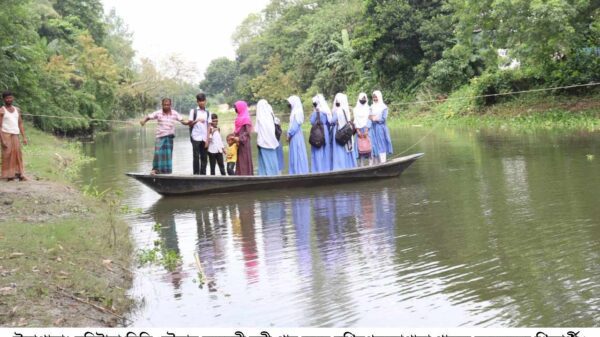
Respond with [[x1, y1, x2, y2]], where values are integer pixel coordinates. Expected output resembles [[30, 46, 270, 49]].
[[207, 114, 226, 175], [226, 133, 238, 176]]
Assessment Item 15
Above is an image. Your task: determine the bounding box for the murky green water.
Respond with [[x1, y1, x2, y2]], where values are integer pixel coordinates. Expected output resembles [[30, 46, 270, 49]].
[[80, 123, 600, 327]]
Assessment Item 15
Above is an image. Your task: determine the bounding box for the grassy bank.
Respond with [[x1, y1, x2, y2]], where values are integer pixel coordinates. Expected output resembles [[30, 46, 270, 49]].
[[0, 124, 134, 327], [392, 92, 600, 131]]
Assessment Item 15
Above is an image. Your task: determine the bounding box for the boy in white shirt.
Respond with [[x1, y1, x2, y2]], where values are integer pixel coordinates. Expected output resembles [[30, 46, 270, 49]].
[[207, 114, 226, 176], [189, 93, 211, 175]]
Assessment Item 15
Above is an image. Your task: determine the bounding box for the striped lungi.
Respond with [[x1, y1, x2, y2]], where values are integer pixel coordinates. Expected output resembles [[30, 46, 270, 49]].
[[0, 132, 24, 179], [152, 135, 174, 174]]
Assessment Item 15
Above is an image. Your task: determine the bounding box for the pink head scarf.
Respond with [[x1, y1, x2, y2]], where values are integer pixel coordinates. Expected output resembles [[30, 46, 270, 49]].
[[234, 100, 252, 134]]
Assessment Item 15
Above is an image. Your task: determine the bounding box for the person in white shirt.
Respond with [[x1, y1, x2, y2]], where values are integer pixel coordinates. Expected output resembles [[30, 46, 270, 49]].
[[189, 93, 211, 175], [207, 114, 226, 176], [0, 91, 28, 181]]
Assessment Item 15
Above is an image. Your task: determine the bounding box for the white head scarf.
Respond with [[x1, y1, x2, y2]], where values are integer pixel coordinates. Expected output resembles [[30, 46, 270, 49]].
[[312, 94, 331, 117], [371, 90, 387, 119], [318, 94, 331, 115], [353, 92, 369, 129], [255, 99, 279, 149], [311, 95, 320, 111], [333, 93, 351, 127], [288, 95, 304, 125]]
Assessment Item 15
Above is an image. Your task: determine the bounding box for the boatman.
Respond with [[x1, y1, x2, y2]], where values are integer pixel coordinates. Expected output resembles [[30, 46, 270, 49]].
[[140, 98, 189, 175], [0, 91, 28, 181]]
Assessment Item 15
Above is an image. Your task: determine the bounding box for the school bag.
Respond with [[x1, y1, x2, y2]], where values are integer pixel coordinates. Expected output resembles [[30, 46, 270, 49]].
[[335, 109, 355, 145], [309, 110, 325, 148], [272, 113, 283, 141], [357, 134, 372, 155]]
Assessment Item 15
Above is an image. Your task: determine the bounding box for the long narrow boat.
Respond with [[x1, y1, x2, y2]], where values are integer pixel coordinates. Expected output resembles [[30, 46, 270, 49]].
[[126, 152, 424, 196]]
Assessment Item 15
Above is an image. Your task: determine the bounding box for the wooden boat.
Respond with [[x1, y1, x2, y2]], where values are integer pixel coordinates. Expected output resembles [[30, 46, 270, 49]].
[[126, 152, 424, 196]]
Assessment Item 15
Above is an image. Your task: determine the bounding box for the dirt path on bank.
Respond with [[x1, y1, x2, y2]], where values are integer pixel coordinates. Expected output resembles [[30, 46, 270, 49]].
[[0, 180, 86, 223]]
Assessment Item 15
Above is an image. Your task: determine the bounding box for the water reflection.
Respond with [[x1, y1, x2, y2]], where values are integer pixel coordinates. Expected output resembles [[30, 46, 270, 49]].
[[137, 184, 401, 325], [146, 202, 185, 298], [194, 203, 227, 287]]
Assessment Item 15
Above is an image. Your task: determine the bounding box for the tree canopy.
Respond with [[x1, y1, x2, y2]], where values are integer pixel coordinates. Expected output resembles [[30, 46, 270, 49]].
[[0, 0, 200, 134], [2, 0, 598, 133], [201, 0, 599, 110]]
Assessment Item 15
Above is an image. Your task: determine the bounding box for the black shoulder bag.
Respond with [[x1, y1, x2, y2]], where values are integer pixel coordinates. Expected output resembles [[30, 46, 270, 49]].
[[335, 109, 355, 145], [272, 113, 283, 141]]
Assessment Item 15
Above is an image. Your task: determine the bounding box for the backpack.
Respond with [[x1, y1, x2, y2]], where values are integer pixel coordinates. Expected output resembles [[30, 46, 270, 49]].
[[309, 110, 325, 148], [357, 134, 372, 155], [189, 108, 210, 140], [272, 113, 283, 141]]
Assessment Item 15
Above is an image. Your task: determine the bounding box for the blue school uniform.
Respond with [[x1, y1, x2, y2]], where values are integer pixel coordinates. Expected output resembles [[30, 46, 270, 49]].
[[331, 112, 357, 171], [371, 107, 393, 155], [257, 146, 279, 176], [287, 119, 309, 175], [276, 142, 284, 173], [309, 110, 332, 173]]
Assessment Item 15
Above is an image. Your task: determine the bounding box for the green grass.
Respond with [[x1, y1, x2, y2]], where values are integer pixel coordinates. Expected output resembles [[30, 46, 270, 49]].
[[390, 93, 600, 131], [0, 124, 134, 326], [0, 215, 133, 326], [22, 123, 95, 182]]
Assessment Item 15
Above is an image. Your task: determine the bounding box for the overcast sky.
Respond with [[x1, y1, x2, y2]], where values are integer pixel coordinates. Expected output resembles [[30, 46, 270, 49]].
[[100, 0, 270, 82]]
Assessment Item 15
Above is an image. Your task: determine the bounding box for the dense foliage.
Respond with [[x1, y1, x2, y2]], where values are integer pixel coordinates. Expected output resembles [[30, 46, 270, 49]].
[[2, 0, 598, 134], [0, 0, 198, 134], [201, 0, 600, 111]]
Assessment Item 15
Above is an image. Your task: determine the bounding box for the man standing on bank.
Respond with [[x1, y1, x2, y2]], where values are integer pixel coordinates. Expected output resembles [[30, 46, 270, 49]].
[[189, 93, 211, 175], [0, 91, 28, 181]]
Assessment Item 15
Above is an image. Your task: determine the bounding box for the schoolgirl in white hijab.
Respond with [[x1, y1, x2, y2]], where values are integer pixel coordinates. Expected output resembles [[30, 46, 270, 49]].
[[333, 93, 351, 130], [354, 92, 373, 166], [254, 99, 280, 175], [331, 93, 357, 170], [353, 92, 370, 129], [255, 99, 279, 149], [310, 94, 333, 173], [288, 95, 304, 126], [369, 90, 394, 163], [287, 95, 309, 174]]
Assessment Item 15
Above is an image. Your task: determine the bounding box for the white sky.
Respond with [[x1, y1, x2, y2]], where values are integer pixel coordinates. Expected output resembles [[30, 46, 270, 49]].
[[100, 0, 270, 82]]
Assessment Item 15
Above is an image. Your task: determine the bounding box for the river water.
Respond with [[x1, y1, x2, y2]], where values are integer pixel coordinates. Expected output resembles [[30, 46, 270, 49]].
[[80, 122, 600, 327]]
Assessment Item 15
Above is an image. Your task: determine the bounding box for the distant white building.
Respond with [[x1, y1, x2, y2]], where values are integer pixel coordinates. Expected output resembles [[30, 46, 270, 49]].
[[498, 49, 521, 70]]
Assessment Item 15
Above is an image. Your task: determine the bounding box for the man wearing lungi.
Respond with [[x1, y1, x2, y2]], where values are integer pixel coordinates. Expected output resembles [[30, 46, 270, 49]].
[[140, 98, 189, 174], [0, 91, 28, 181]]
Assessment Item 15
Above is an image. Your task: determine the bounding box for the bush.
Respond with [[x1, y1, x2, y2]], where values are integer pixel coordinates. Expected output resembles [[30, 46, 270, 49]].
[[424, 45, 485, 94], [547, 50, 600, 89], [432, 84, 478, 117], [469, 69, 543, 108]]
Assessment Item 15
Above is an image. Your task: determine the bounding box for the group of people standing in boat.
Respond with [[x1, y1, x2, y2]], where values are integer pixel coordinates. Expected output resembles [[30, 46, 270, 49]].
[[306, 91, 394, 174], [140, 91, 392, 176]]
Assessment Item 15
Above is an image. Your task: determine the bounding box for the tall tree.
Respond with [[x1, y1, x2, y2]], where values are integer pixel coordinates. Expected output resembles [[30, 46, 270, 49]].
[[451, 0, 600, 72], [353, 0, 454, 92], [0, 0, 45, 109], [200, 57, 239, 100], [250, 54, 298, 107], [53, 0, 107, 43]]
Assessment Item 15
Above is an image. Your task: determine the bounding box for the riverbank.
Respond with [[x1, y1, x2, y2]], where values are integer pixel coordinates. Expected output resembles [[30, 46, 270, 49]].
[[0, 125, 134, 327], [394, 91, 600, 130]]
